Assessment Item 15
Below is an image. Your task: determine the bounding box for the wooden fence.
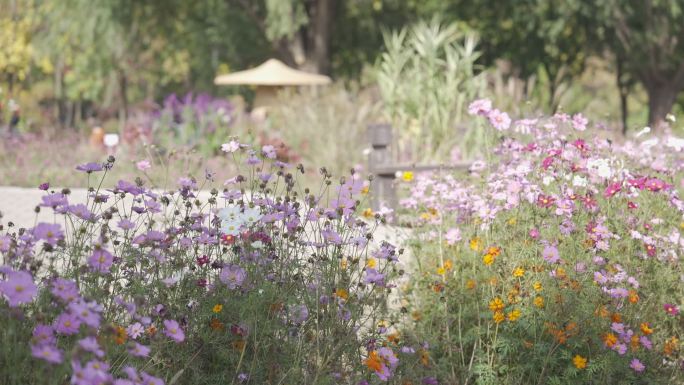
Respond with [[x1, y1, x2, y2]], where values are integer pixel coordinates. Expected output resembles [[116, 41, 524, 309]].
[[366, 123, 471, 211]]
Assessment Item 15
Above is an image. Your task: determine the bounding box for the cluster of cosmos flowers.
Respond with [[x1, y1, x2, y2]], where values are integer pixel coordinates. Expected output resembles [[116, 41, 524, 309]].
[[0, 141, 425, 384], [399, 99, 682, 380]]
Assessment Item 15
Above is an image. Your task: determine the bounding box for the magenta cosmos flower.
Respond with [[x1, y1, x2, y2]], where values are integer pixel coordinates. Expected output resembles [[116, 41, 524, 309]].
[[163, 319, 185, 343], [663, 303, 680, 316], [0, 269, 38, 307]]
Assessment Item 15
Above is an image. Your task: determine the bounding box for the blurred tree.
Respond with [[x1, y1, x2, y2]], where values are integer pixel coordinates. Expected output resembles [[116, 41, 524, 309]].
[[440, 0, 595, 112], [0, 0, 36, 92], [592, 0, 684, 129]]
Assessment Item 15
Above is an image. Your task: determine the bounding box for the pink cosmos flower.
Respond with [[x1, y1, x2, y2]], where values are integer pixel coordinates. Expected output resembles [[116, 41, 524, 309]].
[[0, 269, 38, 307], [444, 228, 462, 245], [467, 98, 492, 116], [629, 358, 645, 373], [136, 160, 152, 171], [487, 109, 511, 131], [164, 319, 185, 343], [88, 248, 114, 274], [571, 113, 588, 131]]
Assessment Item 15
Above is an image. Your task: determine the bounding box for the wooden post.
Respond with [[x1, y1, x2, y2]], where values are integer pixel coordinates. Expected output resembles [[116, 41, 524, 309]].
[[367, 124, 396, 211]]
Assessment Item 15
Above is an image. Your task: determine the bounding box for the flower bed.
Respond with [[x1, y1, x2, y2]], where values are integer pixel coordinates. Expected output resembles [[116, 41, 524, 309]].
[[397, 101, 683, 384]]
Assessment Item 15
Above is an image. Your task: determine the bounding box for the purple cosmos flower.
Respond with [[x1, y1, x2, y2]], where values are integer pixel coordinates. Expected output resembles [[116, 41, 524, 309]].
[[220, 264, 246, 289], [78, 336, 105, 358], [0, 269, 38, 307], [39, 182, 50, 191], [0, 235, 11, 253], [423, 377, 439, 385], [31, 344, 63, 364], [54, 312, 82, 335], [629, 358, 645, 372], [117, 219, 136, 231], [32, 223, 64, 246], [40, 193, 68, 208], [541, 245, 560, 264], [68, 300, 101, 329], [128, 342, 151, 357], [364, 268, 386, 286], [140, 372, 165, 385], [262, 145, 277, 159], [289, 304, 309, 324], [163, 319, 185, 343], [88, 248, 114, 274], [32, 324, 56, 346], [640, 335, 652, 350], [76, 162, 104, 173], [51, 278, 79, 302], [68, 204, 98, 221]]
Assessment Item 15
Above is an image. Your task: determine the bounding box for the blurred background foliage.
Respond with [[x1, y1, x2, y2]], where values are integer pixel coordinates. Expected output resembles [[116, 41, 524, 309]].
[[1, 0, 684, 186]]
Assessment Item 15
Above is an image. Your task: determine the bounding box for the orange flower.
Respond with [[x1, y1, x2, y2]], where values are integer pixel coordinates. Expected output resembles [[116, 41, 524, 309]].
[[210, 318, 225, 331], [630, 335, 640, 351], [419, 349, 430, 367], [465, 279, 476, 290], [533, 296, 544, 308], [628, 290, 639, 304], [114, 325, 127, 345], [640, 322, 653, 335], [611, 313, 622, 323], [365, 350, 382, 372], [146, 325, 157, 336], [486, 246, 501, 257], [664, 337, 679, 356], [388, 332, 401, 344], [493, 311, 505, 324], [603, 333, 618, 348], [335, 288, 349, 301], [233, 340, 246, 352]]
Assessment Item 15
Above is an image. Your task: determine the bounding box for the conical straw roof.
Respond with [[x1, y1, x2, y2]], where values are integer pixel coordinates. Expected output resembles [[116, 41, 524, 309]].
[[214, 59, 331, 86]]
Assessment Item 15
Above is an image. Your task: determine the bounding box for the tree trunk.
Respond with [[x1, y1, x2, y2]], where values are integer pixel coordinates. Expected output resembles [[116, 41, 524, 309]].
[[646, 83, 677, 130], [307, 0, 333, 74], [616, 57, 629, 135]]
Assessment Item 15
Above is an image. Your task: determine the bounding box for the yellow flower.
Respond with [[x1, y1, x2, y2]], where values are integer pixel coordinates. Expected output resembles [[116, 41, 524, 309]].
[[507, 308, 521, 322], [533, 296, 544, 308], [443, 260, 453, 270], [488, 297, 505, 312], [436, 266, 446, 275], [493, 311, 505, 324], [340, 258, 348, 270], [362, 208, 374, 218], [483, 253, 494, 266], [533, 281, 543, 292], [513, 267, 525, 277], [402, 171, 414, 182], [603, 333, 618, 348], [507, 217, 517, 225], [466, 279, 476, 290], [366, 258, 377, 269], [212, 304, 223, 313], [572, 355, 587, 369], [469, 237, 483, 252], [361, 186, 369, 195]]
